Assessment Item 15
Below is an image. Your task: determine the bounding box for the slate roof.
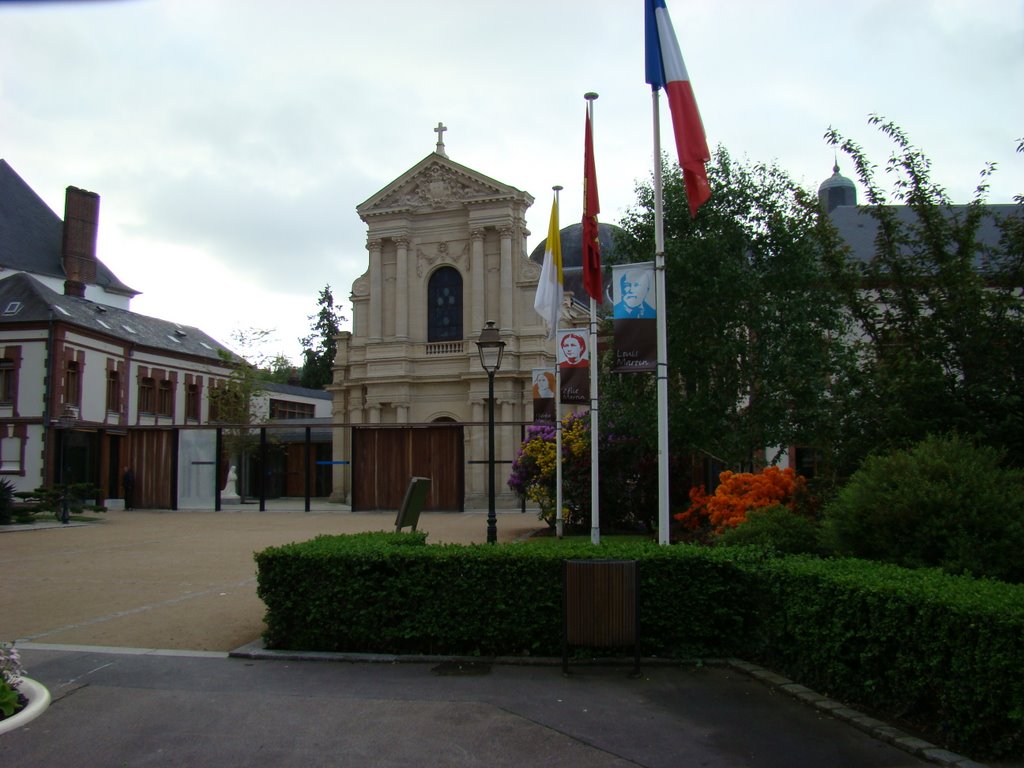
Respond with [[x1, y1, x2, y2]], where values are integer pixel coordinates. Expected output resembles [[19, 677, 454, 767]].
[[0, 159, 137, 297], [262, 381, 332, 401], [531, 206, 1021, 287], [0, 272, 234, 362], [829, 204, 1021, 268]]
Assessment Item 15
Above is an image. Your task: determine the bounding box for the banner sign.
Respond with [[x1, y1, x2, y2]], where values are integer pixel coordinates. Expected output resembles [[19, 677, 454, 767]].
[[612, 261, 657, 372], [557, 329, 590, 403], [531, 368, 556, 422]]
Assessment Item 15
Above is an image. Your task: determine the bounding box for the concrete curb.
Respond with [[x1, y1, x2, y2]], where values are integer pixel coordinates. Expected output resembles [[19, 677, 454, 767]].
[[726, 659, 990, 768], [0, 519, 98, 532]]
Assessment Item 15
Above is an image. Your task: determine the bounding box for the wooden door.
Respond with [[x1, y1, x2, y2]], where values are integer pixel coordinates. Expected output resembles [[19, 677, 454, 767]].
[[126, 430, 174, 509], [352, 426, 464, 512]]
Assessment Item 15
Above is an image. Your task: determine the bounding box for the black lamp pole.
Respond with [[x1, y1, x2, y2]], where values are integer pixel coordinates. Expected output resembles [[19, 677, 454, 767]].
[[56, 407, 76, 524], [476, 321, 505, 545], [486, 367, 497, 543], [58, 422, 68, 523]]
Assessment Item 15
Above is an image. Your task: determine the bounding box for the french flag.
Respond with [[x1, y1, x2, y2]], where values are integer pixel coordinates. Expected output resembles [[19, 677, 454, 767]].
[[645, 0, 711, 217]]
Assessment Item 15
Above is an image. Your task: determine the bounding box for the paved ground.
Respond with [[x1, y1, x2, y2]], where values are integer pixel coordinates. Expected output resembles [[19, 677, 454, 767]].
[[0, 505, 994, 766], [3, 503, 540, 651]]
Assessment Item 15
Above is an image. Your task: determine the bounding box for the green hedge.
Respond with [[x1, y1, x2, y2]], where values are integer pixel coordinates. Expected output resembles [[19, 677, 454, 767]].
[[255, 534, 757, 657], [254, 533, 1024, 758], [747, 555, 1024, 757]]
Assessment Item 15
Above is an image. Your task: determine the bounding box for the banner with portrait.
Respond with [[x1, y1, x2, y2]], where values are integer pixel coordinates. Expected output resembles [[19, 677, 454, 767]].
[[531, 368, 556, 422], [557, 329, 589, 403], [611, 261, 657, 373]]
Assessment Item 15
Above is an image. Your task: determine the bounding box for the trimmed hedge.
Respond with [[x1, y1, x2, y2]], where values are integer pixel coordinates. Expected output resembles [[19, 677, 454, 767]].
[[255, 534, 758, 657], [255, 533, 1024, 758], [748, 556, 1024, 757]]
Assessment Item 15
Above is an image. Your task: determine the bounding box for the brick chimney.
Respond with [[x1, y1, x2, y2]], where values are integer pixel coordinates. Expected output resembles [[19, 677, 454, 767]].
[[62, 186, 99, 297]]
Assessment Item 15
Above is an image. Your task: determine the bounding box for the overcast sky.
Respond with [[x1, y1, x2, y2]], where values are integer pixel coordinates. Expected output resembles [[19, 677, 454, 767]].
[[2, 0, 1021, 364]]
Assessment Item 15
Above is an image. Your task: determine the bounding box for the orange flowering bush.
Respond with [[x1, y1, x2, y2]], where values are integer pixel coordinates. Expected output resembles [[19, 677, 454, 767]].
[[675, 466, 805, 534]]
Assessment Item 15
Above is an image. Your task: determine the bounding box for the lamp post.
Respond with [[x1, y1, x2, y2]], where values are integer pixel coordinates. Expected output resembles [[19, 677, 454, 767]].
[[56, 406, 77, 524], [475, 321, 505, 544]]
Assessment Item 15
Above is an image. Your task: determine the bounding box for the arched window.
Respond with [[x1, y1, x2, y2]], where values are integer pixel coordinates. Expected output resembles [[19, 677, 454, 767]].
[[427, 267, 463, 342]]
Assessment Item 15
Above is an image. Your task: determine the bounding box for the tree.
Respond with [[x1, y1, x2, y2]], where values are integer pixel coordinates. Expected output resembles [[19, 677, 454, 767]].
[[823, 117, 1024, 470], [614, 148, 851, 479], [208, 329, 275, 498], [255, 354, 297, 385], [300, 284, 346, 389]]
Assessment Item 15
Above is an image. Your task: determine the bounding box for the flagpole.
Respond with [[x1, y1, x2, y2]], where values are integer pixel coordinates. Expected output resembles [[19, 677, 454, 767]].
[[555, 363, 563, 538], [652, 90, 670, 546], [585, 91, 601, 546], [552, 185, 564, 539]]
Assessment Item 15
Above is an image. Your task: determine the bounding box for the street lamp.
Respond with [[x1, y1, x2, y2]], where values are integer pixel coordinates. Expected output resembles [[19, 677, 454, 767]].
[[56, 405, 77, 524], [475, 321, 505, 544]]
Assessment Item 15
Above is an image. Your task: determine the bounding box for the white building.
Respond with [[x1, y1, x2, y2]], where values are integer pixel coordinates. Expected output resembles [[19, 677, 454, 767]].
[[330, 131, 585, 511], [0, 159, 239, 508]]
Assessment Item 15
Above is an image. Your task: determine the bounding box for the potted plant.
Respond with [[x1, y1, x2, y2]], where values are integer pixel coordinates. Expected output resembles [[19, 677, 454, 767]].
[[0, 478, 14, 525], [13, 482, 106, 524], [0, 642, 50, 734]]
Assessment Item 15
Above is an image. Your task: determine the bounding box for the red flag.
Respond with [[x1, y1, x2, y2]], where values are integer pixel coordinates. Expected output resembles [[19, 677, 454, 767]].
[[582, 109, 602, 302]]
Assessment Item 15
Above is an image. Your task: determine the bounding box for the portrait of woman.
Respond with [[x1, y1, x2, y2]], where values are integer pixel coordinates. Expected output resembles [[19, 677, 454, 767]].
[[559, 332, 588, 367]]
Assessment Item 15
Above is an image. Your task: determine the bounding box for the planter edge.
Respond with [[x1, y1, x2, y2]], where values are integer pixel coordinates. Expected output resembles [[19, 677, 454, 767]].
[[0, 677, 51, 735]]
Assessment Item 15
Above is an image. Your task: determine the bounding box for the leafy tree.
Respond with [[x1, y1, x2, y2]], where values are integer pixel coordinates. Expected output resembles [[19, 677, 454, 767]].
[[614, 148, 850, 479], [824, 117, 1024, 470], [209, 329, 272, 425], [597, 360, 690, 532], [300, 284, 346, 389], [209, 329, 275, 497], [255, 354, 298, 385]]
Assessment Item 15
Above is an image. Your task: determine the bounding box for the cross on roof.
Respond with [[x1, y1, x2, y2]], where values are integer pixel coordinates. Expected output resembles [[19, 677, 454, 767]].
[[434, 121, 448, 157]]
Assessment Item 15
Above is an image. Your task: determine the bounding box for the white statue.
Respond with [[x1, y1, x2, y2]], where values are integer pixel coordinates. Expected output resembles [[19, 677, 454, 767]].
[[222, 465, 240, 504]]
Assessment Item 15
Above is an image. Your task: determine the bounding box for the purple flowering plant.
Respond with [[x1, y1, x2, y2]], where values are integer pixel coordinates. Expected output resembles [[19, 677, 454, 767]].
[[0, 641, 25, 719], [507, 413, 592, 527]]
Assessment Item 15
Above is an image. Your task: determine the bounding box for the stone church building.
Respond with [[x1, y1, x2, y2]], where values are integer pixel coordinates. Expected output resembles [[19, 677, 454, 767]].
[[329, 128, 580, 511]]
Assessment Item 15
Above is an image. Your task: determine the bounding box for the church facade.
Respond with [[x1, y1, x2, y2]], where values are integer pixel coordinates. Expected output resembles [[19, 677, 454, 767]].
[[329, 129, 570, 510]]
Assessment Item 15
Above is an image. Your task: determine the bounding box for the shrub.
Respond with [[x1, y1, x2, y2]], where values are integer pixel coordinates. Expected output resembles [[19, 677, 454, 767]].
[[676, 466, 805, 533], [820, 433, 1024, 582], [13, 482, 106, 522], [0, 479, 14, 525], [716, 505, 822, 555], [508, 414, 591, 527], [508, 414, 657, 531]]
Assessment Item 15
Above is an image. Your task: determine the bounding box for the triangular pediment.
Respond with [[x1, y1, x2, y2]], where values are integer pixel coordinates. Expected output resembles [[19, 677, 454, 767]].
[[357, 153, 529, 218]]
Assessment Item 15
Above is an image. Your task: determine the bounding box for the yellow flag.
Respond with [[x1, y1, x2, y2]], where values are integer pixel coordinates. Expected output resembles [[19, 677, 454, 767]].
[[533, 193, 563, 339]]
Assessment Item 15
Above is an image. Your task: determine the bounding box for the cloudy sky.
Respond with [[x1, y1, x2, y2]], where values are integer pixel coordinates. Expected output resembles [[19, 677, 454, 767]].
[[2, 0, 1021, 364]]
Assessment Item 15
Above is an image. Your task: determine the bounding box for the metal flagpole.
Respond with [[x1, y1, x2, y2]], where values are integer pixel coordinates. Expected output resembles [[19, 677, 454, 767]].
[[652, 89, 671, 546], [555, 363, 563, 538], [585, 92, 600, 546], [553, 185, 564, 539]]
